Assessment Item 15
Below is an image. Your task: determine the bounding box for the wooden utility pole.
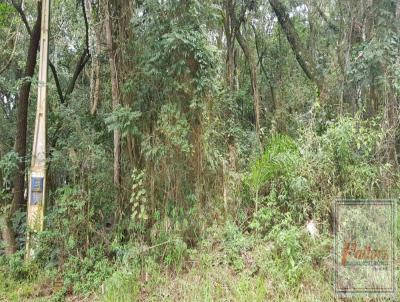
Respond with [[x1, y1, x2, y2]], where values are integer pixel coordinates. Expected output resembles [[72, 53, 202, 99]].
[[26, 0, 50, 260]]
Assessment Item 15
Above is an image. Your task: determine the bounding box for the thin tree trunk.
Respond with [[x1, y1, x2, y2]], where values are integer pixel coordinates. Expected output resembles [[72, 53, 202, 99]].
[[104, 0, 121, 187], [0, 30, 19, 75], [87, 0, 101, 115], [226, 0, 261, 142], [224, 1, 235, 89], [90, 41, 101, 115], [387, 0, 400, 171], [268, 0, 324, 94], [378, 0, 399, 189], [235, 29, 261, 141]]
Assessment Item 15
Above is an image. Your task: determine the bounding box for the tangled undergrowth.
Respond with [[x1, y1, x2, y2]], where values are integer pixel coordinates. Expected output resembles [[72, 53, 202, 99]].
[[1, 117, 399, 302]]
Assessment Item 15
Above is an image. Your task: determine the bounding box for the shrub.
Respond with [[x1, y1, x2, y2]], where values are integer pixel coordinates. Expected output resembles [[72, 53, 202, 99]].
[[0, 251, 39, 281], [62, 247, 113, 296]]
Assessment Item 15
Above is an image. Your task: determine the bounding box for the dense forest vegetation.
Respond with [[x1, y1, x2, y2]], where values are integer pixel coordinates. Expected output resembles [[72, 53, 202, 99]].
[[0, 0, 399, 300]]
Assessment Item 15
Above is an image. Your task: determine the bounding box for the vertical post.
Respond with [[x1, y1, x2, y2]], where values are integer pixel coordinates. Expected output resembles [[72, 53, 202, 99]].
[[26, 0, 50, 260]]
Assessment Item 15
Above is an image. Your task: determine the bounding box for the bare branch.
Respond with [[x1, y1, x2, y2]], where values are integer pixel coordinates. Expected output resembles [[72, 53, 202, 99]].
[[11, 0, 32, 36], [49, 60, 65, 104], [65, 49, 90, 99], [316, 6, 339, 33], [0, 32, 19, 75], [62, 0, 91, 102], [268, 0, 324, 91]]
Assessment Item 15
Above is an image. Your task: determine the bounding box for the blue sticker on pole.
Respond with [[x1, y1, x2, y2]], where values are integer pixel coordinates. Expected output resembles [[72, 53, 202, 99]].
[[31, 177, 44, 205]]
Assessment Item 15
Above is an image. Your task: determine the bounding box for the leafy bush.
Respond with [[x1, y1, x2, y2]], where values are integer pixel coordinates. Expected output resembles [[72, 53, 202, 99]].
[[249, 206, 281, 235], [62, 247, 113, 295], [102, 270, 140, 302], [0, 251, 39, 281], [247, 134, 300, 194], [267, 220, 308, 285], [149, 217, 189, 270], [31, 184, 117, 298], [247, 117, 386, 228], [104, 105, 141, 137], [221, 222, 253, 272], [129, 169, 149, 227], [0, 151, 18, 213]]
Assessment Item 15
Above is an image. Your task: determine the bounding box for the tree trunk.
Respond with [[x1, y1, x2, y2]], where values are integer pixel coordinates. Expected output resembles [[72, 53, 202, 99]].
[[90, 38, 101, 115], [225, 0, 261, 142], [87, 0, 101, 115], [235, 29, 261, 141], [104, 0, 121, 188], [377, 0, 400, 189], [5, 1, 42, 255], [268, 0, 324, 94], [224, 1, 235, 90], [387, 0, 400, 171]]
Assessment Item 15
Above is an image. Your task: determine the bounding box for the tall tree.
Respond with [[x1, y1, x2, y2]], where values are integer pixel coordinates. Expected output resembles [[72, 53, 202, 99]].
[[2, 1, 42, 254], [227, 0, 261, 142], [104, 0, 121, 188], [223, 0, 236, 90]]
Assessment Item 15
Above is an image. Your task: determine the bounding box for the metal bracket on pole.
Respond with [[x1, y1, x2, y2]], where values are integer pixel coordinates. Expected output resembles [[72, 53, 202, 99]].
[[26, 0, 50, 260]]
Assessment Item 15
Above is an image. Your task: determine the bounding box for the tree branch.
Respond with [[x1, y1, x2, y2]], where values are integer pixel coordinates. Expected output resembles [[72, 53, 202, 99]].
[[11, 0, 32, 36], [316, 6, 339, 33], [251, 23, 270, 82], [49, 60, 65, 104], [64, 49, 90, 98], [268, 0, 324, 91], [14, 0, 91, 105], [63, 0, 91, 102], [49, 0, 91, 151], [0, 32, 19, 75], [81, 0, 90, 51]]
